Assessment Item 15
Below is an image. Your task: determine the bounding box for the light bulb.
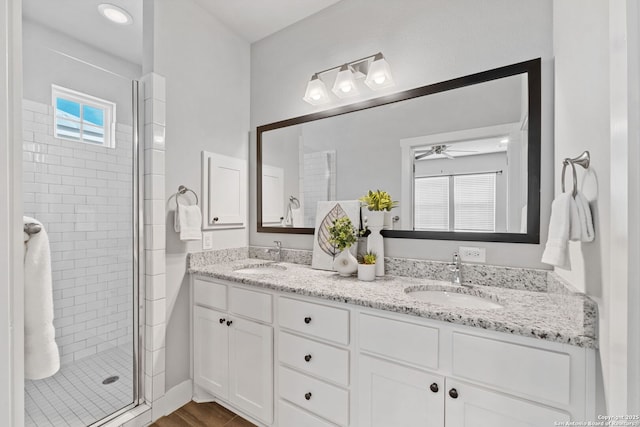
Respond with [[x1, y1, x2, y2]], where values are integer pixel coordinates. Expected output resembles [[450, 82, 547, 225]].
[[340, 84, 352, 93], [365, 54, 395, 90]]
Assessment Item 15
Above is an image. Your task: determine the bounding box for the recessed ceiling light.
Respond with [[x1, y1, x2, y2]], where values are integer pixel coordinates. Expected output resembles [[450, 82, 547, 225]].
[[98, 4, 133, 25]]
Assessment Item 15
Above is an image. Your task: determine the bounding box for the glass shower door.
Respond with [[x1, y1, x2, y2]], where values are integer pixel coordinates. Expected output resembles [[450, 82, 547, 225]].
[[22, 2, 142, 424]]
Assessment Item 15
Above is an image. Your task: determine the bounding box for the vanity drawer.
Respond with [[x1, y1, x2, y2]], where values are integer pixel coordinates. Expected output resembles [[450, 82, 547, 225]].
[[359, 313, 439, 370], [278, 400, 337, 427], [229, 286, 272, 323], [279, 331, 349, 386], [279, 366, 349, 426], [278, 297, 349, 345], [193, 278, 227, 310], [452, 332, 571, 406]]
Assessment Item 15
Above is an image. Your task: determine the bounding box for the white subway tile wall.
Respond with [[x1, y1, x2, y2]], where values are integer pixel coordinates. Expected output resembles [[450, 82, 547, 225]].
[[22, 99, 134, 365], [301, 150, 337, 226]]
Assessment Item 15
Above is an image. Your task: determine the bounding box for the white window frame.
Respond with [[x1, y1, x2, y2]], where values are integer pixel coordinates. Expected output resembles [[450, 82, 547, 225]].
[[51, 85, 116, 148]]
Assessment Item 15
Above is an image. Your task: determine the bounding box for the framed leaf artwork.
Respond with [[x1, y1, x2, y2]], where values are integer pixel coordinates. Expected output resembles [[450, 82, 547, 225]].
[[311, 200, 361, 271]]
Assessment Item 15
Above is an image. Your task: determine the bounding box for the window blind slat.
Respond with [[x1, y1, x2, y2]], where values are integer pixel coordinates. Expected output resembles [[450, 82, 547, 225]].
[[454, 174, 496, 231]]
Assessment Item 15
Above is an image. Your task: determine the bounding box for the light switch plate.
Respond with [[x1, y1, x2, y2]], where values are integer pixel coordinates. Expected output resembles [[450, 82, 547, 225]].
[[459, 246, 486, 263], [202, 232, 213, 250]]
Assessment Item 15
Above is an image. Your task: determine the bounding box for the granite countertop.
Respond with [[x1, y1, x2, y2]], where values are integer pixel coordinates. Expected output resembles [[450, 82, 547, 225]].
[[189, 258, 597, 349]]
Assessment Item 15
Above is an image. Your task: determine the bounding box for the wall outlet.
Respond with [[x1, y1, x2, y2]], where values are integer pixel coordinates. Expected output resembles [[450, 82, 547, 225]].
[[202, 232, 213, 250], [458, 246, 486, 263]]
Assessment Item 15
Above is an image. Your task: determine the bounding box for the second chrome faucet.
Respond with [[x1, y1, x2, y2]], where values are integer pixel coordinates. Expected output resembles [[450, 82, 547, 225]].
[[448, 252, 470, 286]]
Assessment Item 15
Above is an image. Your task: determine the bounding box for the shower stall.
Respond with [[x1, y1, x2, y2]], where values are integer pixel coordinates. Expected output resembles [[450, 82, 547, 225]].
[[22, 1, 143, 425]]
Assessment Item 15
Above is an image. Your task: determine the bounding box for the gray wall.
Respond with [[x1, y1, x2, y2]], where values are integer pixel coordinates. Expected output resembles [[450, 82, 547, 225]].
[[22, 20, 141, 126], [250, 0, 554, 268], [150, 0, 251, 390]]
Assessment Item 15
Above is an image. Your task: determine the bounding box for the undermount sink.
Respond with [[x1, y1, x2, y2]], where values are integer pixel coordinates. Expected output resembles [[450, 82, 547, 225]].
[[406, 289, 503, 310], [234, 264, 287, 275]]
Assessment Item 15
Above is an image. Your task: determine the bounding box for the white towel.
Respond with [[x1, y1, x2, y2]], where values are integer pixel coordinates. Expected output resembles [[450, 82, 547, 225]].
[[291, 208, 303, 227], [573, 192, 595, 242], [174, 202, 202, 241], [23, 217, 60, 380], [541, 193, 572, 269]]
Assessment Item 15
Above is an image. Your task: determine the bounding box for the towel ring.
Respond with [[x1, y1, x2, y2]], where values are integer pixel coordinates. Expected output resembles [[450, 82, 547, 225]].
[[561, 151, 590, 198], [175, 185, 198, 210]]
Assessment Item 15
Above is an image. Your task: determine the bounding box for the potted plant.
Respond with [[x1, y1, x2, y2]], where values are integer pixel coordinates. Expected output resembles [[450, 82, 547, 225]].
[[357, 251, 377, 281], [328, 217, 360, 276], [359, 189, 398, 212]]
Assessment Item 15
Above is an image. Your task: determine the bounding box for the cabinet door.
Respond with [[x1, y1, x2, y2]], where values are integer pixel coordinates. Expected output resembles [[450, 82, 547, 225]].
[[445, 379, 570, 427], [358, 354, 444, 427], [193, 306, 229, 398], [228, 317, 274, 424]]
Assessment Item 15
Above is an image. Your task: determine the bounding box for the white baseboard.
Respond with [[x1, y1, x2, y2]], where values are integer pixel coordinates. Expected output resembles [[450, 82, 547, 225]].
[[150, 379, 193, 422]]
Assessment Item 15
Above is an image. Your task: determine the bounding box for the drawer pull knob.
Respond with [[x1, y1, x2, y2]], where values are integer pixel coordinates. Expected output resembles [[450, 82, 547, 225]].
[[226, 320, 233, 326], [304, 317, 312, 324], [304, 354, 312, 362], [430, 383, 439, 393], [304, 392, 312, 401], [449, 388, 458, 399], [219, 318, 225, 324]]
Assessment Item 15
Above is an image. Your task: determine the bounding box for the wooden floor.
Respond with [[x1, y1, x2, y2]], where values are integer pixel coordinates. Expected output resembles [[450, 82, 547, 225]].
[[151, 401, 257, 427]]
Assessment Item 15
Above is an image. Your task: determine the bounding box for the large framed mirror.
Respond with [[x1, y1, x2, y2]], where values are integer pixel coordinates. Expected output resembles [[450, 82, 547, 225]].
[[257, 58, 540, 243]]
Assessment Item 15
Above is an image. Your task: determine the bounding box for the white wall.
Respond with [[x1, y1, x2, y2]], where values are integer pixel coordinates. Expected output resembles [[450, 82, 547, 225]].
[[250, 0, 554, 268], [554, 0, 640, 415], [150, 0, 250, 390]]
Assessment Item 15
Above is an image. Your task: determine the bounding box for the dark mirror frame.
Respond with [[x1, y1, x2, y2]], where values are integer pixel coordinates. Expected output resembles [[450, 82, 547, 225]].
[[257, 58, 541, 244]]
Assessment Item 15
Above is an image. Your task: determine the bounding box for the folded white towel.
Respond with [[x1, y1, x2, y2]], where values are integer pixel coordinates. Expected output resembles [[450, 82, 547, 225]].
[[291, 208, 303, 227], [541, 193, 572, 269], [23, 217, 60, 380], [174, 202, 202, 241], [573, 192, 595, 242]]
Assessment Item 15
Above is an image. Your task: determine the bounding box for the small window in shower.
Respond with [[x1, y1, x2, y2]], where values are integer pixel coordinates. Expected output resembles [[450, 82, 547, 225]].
[[52, 85, 116, 148]]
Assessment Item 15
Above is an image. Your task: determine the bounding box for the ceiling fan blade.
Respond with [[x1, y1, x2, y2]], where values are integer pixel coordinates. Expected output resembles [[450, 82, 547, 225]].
[[442, 152, 455, 159], [415, 148, 436, 160], [447, 149, 479, 153]]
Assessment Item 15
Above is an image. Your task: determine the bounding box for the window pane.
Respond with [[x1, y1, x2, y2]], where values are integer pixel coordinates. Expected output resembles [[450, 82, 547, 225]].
[[83, 124, 105, 144], [414, 176, 449, 230], [56, 98, 80, 120], [454, 174, 496, 231], [83, 105, 104, 126]]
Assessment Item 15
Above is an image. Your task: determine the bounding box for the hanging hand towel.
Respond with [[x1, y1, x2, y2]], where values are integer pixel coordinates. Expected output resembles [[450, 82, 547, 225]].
[[574, 192, 595, 242], [23, 217, 60, 380], [174, 202, 202, 241], [541, 193, 572, 269]]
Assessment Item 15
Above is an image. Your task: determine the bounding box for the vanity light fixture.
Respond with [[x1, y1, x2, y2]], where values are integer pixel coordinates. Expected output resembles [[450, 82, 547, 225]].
[[302, 74, 330, 105], [303, 52, 394, 105], [98, 3, 133, 25]]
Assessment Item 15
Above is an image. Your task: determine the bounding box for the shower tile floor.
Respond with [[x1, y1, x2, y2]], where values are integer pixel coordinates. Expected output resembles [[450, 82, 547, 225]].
[[25, 346, 134, 427]]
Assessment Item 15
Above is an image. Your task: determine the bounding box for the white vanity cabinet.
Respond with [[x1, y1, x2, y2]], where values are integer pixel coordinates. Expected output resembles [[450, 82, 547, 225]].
[[192, 277, 274, 425], [357, 311, 590, 427], [191, 273, 595, 427]]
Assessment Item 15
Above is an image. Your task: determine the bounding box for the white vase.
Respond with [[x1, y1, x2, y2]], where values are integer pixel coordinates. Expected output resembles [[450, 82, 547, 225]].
[[362, 210, 387, 277], [333, 249, 358, 276], [357, 264, 376, 281]]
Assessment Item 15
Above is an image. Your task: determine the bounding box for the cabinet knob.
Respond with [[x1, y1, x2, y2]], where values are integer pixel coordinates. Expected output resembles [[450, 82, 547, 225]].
[[226, 320, 233, 326], [219, 318, 225, 324], [212, 217, 219, 223], [304, 392, 312, 401], [430, 383, 439, 393], [304, 317, 312, 324], [304, 354, 312, 362], [449, 388, 458, 399]]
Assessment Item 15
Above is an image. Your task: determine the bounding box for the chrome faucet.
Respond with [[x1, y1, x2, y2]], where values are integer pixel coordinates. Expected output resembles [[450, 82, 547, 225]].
[[267, 240, 282, 262], [448, 252, 468, 286]]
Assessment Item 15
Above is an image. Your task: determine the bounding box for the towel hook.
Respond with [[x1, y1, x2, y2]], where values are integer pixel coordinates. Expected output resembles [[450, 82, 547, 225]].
[[175, 185, 199, 210], [561, 151, 590, 198]]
